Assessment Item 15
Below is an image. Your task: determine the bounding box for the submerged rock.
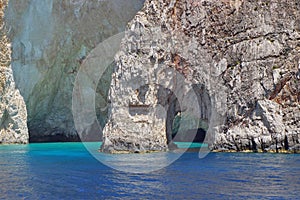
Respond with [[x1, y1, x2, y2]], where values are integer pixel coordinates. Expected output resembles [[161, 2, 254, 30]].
[[0, 0, 28, 144], [102, 0, 300, 153]]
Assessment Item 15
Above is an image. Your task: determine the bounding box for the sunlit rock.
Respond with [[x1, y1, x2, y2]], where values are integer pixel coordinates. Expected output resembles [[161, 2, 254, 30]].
[[0, 0, 28, 144], [102, 0, 300, 153]]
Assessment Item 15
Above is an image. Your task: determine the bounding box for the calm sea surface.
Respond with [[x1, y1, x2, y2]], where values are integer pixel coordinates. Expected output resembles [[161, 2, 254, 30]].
[[0, 142, 299, 199]]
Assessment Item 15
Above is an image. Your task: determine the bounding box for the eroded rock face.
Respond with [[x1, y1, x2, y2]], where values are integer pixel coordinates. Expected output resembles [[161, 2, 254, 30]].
[[0, 0, 28, 144], [5, 0, 144, 142], [102, 0, 300, 153]]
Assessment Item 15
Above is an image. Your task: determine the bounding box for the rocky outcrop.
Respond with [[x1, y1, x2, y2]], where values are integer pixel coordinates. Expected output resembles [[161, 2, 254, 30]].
[[0, 0, 28, 144], [1, 0, 299, 150], [5, 0, 144, 142], [102, 0, 300, 153]]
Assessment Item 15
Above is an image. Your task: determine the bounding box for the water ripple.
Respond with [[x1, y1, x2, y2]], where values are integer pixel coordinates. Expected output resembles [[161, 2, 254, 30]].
[[0, 143, 299, 199]]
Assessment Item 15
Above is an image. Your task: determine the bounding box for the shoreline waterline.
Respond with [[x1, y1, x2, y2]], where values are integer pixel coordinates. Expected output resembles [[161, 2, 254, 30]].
[[1, 142, 299, 154]]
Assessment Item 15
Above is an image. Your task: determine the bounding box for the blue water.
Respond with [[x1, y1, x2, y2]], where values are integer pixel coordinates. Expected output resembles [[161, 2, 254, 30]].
[[0, 143, 299, 199]]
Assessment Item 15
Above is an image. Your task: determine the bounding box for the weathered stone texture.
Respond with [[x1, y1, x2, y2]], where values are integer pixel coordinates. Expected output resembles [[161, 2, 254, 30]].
[[0, 0, 28, 144], [5, 0, 144, 142], [102, 0, 300, 153]]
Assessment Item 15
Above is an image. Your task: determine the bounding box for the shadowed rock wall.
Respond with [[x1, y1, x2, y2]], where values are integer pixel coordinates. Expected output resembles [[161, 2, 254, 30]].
[[4, 0, 144, 142]]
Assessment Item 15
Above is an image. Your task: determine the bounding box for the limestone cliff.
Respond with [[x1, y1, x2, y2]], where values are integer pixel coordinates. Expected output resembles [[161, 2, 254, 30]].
[[1, 0, 300, 150], [5, 0, 144, 142], [102, 0, 300, 153], [0, 0, 28, 144]]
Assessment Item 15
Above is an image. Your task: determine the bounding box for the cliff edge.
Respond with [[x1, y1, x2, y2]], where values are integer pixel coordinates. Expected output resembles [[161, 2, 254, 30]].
[[0, 0, 28, 144]]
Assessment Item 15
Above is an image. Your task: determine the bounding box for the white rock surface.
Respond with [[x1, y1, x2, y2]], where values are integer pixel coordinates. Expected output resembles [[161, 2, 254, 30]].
[[102, 0, 300, 153], [5, 0, 144, 141], [0, 0, 28, 144]]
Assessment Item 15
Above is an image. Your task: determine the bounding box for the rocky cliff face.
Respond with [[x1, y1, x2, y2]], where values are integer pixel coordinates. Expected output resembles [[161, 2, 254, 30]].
[[1, 0, 299, 151], [4, 0, 144, 142], [102, 0, 300, 153], [0, 0, 28, 144]]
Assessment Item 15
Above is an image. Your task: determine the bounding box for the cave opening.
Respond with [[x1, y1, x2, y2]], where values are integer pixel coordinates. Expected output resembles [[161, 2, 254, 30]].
[[135, 83, 212, 148], [164, 84, 211, 147]]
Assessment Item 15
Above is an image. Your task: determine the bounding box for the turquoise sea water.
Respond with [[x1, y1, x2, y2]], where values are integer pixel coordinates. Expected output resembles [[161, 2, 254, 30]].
[[0, 142, 299, 199]]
